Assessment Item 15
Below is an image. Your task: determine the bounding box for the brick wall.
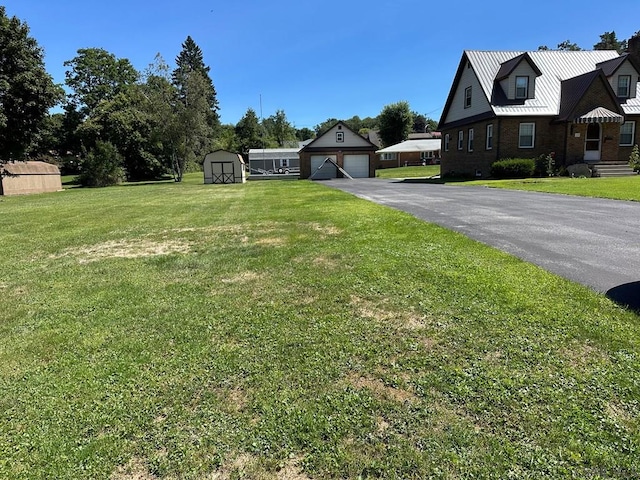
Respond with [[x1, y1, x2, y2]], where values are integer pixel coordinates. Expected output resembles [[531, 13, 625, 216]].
[[440, 121, 499, 177]]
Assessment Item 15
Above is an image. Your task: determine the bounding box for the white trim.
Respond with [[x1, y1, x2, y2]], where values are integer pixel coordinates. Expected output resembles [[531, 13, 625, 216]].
[[457, 130, 464, 150], [518, 122, 535, 148], [515, 76, 529, 99], [620, 121, 636, 146], [618, 75, 631, 98]]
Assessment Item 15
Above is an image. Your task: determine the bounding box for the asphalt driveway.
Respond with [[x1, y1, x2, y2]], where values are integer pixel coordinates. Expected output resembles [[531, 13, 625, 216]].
[[323, 178, 640, 311]]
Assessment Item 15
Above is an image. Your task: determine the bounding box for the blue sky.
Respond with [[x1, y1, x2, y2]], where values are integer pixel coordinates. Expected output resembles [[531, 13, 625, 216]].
[[4, 0, 640, 129]]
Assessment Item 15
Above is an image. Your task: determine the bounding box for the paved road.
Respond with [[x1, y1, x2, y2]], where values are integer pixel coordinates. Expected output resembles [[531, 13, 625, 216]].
[[323, 178, 640, 311]]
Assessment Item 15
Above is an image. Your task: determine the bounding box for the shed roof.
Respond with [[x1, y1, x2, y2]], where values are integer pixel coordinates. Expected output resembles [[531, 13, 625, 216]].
[[2, 161, 61, 175], [376, 139, 441, 154]]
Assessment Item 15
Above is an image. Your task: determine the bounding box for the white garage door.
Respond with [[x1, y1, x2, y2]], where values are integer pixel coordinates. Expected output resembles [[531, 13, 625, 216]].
[[343, 155, 370, 178], [310, 155, 337, 179]]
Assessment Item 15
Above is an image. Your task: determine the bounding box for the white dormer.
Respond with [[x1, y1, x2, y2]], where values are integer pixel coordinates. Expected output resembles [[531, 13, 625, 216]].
[[597, 54, 640, 100], [495, 53, 542, 101], [611, 62, 638, 99]]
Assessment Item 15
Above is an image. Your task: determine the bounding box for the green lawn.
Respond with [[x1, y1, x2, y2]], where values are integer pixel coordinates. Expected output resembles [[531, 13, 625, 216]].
[[1, 175, 638, 479], [461, 175, 640, 202], [376, 165, 440, 178]]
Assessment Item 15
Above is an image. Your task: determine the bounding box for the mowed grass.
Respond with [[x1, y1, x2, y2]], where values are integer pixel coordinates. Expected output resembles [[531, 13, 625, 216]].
[[376, 165, 440, 179], [1, 174, 639, 479], [464, 175, 640, 202]]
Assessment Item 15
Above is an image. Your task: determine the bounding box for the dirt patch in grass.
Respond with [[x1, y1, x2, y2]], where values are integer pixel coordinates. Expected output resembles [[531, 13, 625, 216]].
[[559, 340, 610, 369], [211, 453, 310, 480], [345, 372, 418, 404], [52, 239, 191, 263], [218, 386, 250, 414], [350, 295, 426, 331], [255, 237, 288, 247], [606, 401, 635, 428], [111, 457, 156, 480], [307, 222, 342, 237], [221, 271, 263, 284]]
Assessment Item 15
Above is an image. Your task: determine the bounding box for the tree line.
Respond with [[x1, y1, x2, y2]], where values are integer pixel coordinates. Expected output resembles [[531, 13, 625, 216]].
[[1, 7, 442, 187], [538, 30, 638, 53], [6, 6, 632, 187]]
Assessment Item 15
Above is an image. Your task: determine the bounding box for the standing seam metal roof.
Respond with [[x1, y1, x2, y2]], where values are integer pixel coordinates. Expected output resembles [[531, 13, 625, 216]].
[[466, 50, 622, 116]]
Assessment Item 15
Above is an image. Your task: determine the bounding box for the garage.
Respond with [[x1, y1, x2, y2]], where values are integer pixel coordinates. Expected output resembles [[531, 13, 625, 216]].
[[299, 121, 378, 179], [310, 155, 337, 179], [343, 154, 370, 178]]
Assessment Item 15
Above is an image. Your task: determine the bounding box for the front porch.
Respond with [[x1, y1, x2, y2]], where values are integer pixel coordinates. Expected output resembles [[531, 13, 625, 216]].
[[565, 108, 636, 176]]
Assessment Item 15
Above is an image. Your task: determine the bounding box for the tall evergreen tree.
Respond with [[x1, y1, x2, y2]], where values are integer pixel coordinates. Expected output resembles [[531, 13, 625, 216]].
[[0, 7, 63, 162], [170, 36, 221, 178], [172, 36, 220, 127]]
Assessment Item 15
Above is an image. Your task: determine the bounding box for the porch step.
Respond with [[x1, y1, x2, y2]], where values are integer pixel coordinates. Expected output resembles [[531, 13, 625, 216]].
[[591, 161, 636, 177]]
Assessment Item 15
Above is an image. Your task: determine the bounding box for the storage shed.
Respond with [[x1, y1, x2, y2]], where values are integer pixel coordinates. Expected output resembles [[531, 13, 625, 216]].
[[0, 161, 62, 196], [203, 150, 246, 184]]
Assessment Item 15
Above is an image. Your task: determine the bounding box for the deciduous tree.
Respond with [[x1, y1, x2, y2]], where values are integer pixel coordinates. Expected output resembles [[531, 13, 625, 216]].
[[235, 108, 263, 155], [263, 109, 296, 147], [64, 48, 138, 116], [377, 101, 413, 147], [0, 6, 63, 162]]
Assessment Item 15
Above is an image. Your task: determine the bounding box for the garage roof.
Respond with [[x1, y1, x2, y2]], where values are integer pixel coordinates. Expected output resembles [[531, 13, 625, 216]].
[[376, 139, 441, 154]]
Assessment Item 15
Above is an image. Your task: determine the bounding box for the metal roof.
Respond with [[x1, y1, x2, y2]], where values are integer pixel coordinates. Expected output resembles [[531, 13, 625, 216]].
[[575, 107, 624, 123], [1, 161, 61, 175], [466, 50, 621, 116], [376, 139, 442, 154]]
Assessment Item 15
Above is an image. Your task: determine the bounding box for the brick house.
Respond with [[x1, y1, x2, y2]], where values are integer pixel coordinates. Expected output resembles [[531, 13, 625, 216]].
[[376, 138, 441, 168], [438, 39, 640, 177]]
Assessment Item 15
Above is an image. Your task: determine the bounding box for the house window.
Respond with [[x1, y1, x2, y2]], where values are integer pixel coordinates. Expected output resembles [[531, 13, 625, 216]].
[[281, 159, 289, 167], [464, 86, 472, 108], [486, 124, 493, 150], [380, 152, 397, 161], [444, 133, 450, 151], [518, 123, 535, 148], [620, 121, 635, 146], [618, 75, 631, 98], [336, 131, 344, 142], [458, 130, 464, 150], [420, 151, 434, 160], [515, 76, 529, 99], [468, 128, 474, 152]]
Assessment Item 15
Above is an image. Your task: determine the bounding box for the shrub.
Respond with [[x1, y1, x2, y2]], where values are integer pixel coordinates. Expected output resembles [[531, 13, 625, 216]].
[[490, 158, 535, 179], [78, 141, 125, 187], [534, 153, 556, 177], [629, 145, 640, 173]]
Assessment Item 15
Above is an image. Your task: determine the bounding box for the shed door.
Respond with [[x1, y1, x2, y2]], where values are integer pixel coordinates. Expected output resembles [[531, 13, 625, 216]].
[[211, 161, 235, 183], [310, 155, 337, 179], [343, 154, 370, 178]]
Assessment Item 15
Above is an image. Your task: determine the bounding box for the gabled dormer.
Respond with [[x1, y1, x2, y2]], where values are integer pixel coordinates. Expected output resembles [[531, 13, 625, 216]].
[[597, 53, 640, 100], [495, 53, 542, 102]]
